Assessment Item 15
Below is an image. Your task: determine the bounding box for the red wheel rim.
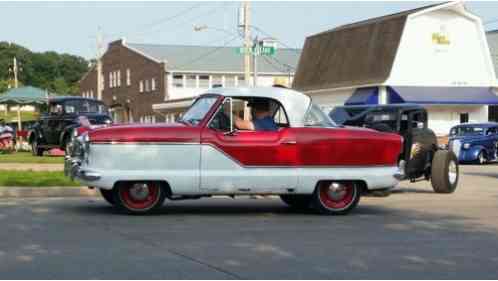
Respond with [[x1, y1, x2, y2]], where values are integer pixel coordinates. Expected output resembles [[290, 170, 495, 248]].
[[119, 183, 160, 211], [318, 182, 355, 210]]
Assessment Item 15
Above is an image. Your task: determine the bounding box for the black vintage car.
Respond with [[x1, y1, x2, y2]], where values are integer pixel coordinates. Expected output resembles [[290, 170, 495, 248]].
[[330, 104, 459, 194], [28, 97, 112, 156]]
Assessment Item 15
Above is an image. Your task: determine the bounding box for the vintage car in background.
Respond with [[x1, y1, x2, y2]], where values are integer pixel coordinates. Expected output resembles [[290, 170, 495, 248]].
[[448, 123, 498, 164], [28, 96, 112, 156], [330, 104, 459, 194], [66, 87, 404, 215]]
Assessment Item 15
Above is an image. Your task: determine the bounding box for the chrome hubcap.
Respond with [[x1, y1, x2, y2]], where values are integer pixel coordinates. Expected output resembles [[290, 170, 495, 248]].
[[448, 160, 457, 184], [129, 183, 150, 201], [326, 183, 347, 201]]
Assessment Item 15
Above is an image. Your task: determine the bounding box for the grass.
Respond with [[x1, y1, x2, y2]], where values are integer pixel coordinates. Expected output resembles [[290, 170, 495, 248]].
[[0, 170, 80, 187], [0, 152, 64, 164], [0, 111, 39, 122]]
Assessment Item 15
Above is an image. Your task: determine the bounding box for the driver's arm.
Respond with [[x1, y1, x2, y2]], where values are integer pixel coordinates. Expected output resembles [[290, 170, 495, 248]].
[[234, 115, 255, 130]]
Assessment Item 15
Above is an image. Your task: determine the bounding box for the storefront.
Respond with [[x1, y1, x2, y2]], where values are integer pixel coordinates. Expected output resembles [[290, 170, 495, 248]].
[[293, 2, 498, 136]]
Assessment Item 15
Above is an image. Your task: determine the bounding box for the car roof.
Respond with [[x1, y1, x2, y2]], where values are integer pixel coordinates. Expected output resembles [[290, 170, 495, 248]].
[[202, 87, 312, 127], [452, 122, 498, 128]]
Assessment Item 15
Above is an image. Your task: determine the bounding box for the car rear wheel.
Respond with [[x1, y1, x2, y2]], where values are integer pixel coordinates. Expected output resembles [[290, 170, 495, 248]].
[[113, 182, 166, 215], [312, 181, 361, 215], [99, 188, 115, 205], [31, 139, 43, 156], [280, 194, 312, 209], [431, 150, 459, 194]]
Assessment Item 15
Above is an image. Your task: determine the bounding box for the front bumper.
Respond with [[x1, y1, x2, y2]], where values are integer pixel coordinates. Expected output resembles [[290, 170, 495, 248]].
[[64, 156, 101, 182]]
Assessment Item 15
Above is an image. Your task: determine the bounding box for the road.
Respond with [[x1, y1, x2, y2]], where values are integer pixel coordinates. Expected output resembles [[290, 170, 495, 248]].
[[0, 164, 497, 279]]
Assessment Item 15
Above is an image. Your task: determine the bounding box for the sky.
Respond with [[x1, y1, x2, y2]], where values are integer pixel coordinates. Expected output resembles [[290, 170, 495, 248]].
[[1, 1, 498, 59]]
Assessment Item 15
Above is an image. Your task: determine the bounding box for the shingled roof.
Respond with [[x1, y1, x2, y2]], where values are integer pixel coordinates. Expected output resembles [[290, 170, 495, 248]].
[[293, 2, 451, 92], [126, 43, 301, 74]]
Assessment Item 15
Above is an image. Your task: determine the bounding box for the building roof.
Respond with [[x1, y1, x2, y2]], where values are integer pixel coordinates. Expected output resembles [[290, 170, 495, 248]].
[[292, 2, 459, 92], [126, 43, 301, 74]]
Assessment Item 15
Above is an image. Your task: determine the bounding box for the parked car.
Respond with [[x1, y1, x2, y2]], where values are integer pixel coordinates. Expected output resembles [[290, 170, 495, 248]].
[[28, 96, 112, 156], [0, 119, 14, 152], [448, 123, 498, 164], [330, 104, 459, 194], [66, 87, 404, 215]]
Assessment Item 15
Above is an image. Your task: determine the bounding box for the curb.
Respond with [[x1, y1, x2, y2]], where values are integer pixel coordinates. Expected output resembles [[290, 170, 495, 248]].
[[0, 187, 98, 198]]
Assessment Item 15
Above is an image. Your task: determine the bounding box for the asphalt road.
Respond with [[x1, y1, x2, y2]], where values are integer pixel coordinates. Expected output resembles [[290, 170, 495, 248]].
[[0, 164, 498, 279]]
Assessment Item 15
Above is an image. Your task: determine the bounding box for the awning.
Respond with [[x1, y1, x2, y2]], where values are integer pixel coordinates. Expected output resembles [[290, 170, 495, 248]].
[[0, 86, 53, 105], [388, 86, 498, 105], [345, 87, 378, 105]]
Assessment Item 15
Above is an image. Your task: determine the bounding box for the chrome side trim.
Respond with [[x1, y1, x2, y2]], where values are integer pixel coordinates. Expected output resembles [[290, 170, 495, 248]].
[[90, 141, 199, 145]]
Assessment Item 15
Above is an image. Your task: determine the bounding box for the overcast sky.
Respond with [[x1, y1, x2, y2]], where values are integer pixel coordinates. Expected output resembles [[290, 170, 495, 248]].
[[1, 1, 498, 59]]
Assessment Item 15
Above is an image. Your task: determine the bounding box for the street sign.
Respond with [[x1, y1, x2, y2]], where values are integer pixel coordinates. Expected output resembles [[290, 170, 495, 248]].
[[236, 45, 276, 56]]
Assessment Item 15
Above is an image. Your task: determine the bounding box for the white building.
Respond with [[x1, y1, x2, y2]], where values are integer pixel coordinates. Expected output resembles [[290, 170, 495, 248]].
[[293, 2, 498, 136]]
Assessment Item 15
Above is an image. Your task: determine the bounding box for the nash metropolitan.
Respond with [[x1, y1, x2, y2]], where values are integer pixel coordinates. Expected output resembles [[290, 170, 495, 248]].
[[449, 122, 498, 164], [66, 87, 404, 215]]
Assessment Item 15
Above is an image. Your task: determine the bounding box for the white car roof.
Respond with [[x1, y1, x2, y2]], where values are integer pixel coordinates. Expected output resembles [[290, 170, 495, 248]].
[[204, 87, 312, 127]]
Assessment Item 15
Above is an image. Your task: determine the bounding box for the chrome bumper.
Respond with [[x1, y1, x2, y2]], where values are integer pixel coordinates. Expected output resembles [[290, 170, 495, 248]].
[[64, 156, 101, 182], [393, 160, 406, 181]]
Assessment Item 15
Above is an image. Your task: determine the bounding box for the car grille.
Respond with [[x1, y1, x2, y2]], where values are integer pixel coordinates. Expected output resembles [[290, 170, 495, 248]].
[[450, 139, 461, 158]]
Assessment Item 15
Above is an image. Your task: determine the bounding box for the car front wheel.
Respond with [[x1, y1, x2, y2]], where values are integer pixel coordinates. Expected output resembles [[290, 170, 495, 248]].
[[312, 181, 361, 215], [431, 150, 459, 193], [113, 182, 166, 215]]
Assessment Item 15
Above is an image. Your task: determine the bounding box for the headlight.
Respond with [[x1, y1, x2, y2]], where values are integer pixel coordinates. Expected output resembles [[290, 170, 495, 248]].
[[463, 143, 471, 149], [73, 129, 78, 137]]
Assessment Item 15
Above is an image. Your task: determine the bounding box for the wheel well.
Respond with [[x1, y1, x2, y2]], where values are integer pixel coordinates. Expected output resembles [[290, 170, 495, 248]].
[[112, 180, 172, 196], [315, 180, 367, 193]]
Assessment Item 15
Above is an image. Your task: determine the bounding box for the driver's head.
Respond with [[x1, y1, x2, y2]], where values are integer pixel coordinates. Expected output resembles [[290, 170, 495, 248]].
[[248, 98, 271, 115]]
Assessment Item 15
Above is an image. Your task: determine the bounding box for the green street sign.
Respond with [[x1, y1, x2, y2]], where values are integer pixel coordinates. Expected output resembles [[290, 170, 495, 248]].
[[236, 46, 276, 56]]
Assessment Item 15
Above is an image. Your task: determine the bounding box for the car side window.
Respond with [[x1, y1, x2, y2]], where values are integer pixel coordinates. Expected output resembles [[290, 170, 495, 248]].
[[209, 98, 245, 132], [304, 104, 336, 127]]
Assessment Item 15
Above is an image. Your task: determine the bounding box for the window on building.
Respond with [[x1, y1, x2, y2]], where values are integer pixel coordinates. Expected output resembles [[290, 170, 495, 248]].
[[173, 74, 184, 88], [90, 90, 94, 98], [109, 72, 113, 88], [145, 79, 150, 92], [211, 75, 222, 88], [225, 75, 236, 87], [117, 70, 121, 87], [151, 78, 156, 91], [139, 80, 144, 93], [199, 75, 209, 88], [126, 69, 131, 86], [186, 75, 196, 88], [460, 113, 469, 123]]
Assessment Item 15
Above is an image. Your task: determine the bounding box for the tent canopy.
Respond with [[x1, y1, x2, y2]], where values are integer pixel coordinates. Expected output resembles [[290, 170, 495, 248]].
[[0, 86, 53, 105]]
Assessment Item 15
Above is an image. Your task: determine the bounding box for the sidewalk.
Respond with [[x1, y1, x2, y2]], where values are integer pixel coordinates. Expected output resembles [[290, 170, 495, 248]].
[[0, 163, 64, 171], [0, 186, 97, 198]]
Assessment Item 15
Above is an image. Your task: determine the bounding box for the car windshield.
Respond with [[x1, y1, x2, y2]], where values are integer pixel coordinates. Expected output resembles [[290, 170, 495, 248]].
[[304, 103, 336, 127], [180, 96, 218, 126], [64, 100, 109, 114], [450, 126, 485, 136]]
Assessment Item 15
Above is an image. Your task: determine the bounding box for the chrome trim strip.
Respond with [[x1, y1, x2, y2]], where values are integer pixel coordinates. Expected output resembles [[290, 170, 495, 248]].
[[91, 141, 199, 145]]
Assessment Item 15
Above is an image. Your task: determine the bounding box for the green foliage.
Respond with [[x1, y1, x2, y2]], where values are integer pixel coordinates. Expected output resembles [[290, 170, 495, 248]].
[[0, 152, 64, 164], [0, 42, 88, 95], [0, 170, 79, 187]]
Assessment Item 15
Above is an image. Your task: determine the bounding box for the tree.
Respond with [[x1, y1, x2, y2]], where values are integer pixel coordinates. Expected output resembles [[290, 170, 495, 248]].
[[0, 41, 89, 95]]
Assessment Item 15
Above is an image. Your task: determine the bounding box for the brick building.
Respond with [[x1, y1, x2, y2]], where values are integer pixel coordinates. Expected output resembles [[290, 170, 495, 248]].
[[79, 39, 301, 123]]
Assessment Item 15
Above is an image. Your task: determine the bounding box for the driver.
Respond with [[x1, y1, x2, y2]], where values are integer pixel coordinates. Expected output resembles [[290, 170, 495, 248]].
[[234, 99, 278, 131]]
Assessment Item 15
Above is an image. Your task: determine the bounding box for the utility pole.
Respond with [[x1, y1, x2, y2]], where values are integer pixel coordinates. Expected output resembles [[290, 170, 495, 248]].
[[12, 56, 22, 133], [242, 1, 251, 87], [252, 37, 258, 87], [96, 27, 104, 101]]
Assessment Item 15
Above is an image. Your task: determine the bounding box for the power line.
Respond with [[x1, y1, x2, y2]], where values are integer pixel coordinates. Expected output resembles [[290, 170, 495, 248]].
[[110, 3, 203, 39]]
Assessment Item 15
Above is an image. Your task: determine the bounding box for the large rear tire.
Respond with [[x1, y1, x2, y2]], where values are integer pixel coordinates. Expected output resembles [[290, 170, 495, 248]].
[[311, 181, 361, 215], [279, 194, 312, 209], [431, 150, 459, 194], [112, 182, 166, 215]]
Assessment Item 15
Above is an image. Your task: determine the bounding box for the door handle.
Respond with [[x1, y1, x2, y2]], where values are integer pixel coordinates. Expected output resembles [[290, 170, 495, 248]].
[[282, 140, 297, 145]]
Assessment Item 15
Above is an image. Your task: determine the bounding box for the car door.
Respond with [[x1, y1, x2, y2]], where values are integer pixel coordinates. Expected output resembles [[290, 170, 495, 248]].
[[199, 97, 298, 193]]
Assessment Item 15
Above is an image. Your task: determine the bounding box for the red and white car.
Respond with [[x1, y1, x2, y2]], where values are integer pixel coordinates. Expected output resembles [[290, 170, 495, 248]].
[[65, 87, 403, 215]]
